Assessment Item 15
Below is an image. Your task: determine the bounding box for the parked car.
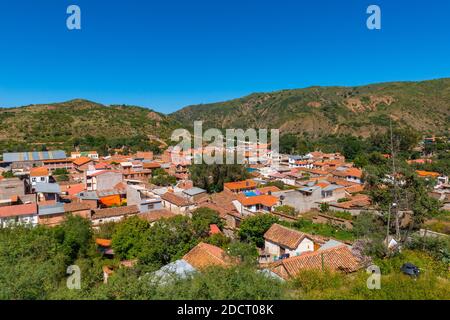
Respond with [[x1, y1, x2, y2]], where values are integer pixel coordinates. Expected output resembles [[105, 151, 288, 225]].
[[401, 263, 420, 277]]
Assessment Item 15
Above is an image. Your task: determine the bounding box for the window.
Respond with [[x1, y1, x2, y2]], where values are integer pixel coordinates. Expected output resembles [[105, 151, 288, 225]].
[[40, 177, 45, 182], [32, 178, 36, 182], [147, 204, 154, 210]]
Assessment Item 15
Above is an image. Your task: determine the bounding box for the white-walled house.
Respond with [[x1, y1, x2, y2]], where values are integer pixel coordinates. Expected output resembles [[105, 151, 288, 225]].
[[264, 223, 315, 258], [0, 203, 38, 228], [90, 205, 140, 226], [29, 167, 50, 186], [161, 192, 196, 216]]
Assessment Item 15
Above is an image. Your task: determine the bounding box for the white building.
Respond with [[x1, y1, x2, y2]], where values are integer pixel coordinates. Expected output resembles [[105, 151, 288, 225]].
[[0, 203, 38, 228], [29, 167, 50, 186], [71, 151, 99, 160], [264, 223, 315, 258]]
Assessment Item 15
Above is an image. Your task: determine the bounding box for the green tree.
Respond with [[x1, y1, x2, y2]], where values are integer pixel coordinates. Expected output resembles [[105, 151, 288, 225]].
[[150, 168, 176, 186], [227, 241, 258, 266], [111, 216, 150, 260], [190, 162, 249, 193], [191, 207, 224, 238], [53, 215, 93, 261], [138, 215, 197, 268], [238, 214, 279, 247], [0, 226, 67, 299]]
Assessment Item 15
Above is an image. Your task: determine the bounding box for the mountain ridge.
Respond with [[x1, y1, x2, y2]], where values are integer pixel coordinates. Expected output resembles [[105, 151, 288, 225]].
[[1, 78, 449, 154], [171, 78, 450, 138]]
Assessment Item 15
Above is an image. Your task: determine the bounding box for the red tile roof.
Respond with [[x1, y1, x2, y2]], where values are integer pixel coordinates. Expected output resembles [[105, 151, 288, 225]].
[[237, 194, 278, 208], [345, 184, 364, 194], [139, 209, 176, 223], [333, 168, 362, 179], [161, 192, 193, 207], [30, 167, 49, 177], [271, 245, 361, 279], [63, 202, 94, 212], [135, 152, 153, 160], [143, 162, 162, 169], [94, 162, 111, 170], [62, 183, 85, 196], [92, 205, 139, 219], [183, 242, 232, 270], [73, 157, 93, 166], [257, 186, 281, 194], [209, 224, 221, 235], [224, 180, 257, 191], [416, 170, 440, 178], [96, 238, 112, 247], [264, 223, 312, 250], [0, 203, 37, 218]]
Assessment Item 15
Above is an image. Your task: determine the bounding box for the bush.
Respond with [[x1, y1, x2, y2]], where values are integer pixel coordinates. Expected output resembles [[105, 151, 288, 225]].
[[320, 203, 330, 213], [274, 205, 297, 217], [406, 234, 450, 264]]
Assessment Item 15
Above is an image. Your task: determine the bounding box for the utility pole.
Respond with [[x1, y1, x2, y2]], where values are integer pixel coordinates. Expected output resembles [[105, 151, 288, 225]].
[[389, 118, 401, 240]]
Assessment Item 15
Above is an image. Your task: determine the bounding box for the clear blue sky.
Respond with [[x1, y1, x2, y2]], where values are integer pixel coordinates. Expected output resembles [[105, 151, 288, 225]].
[[0, 0, 449, 113]]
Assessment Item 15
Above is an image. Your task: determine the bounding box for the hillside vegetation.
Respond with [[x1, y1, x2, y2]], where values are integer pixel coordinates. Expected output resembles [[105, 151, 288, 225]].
[[172, 78, 450, 138], [1, 78, 450, 155], [0, 99, 181, 154]]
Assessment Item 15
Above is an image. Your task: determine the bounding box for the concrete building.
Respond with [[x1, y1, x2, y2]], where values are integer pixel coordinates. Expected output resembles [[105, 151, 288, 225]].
[[126, 185, 163, 213], [85, 170, 123, 192]]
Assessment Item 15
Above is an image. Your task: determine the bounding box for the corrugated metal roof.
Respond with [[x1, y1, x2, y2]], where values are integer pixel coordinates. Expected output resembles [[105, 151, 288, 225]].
[[3, 150, 67, 162], [34, 183, 61, 194], [153, 259, 196, 280], [38, 203, 65, 216], [183, 187, 207, 196]]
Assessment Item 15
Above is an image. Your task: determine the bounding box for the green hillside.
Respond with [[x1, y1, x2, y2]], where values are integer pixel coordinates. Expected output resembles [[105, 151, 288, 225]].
[[1, 78, 450, 155], [172, 78, 450, 138], [0, 99, 181, 155]]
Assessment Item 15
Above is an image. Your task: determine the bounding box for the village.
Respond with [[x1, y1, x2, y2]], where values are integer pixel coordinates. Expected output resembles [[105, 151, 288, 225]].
[[0, 135, 448, 287]]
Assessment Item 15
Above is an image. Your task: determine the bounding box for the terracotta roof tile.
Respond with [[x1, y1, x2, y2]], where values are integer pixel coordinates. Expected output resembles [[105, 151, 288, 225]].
[[237, 194, 278, 207], [224, 180, 257, 191], [0, 203, 37, 218], [64, 202, 93, 212], [161, 192, 193, 207], [139, 209, 176, 223], [271, 245, 361, 279], [183, 242, 232, 270], [96, 238, 112, 247], [92, 205, 139, 219], [73, 157, 93, 166], [30, 167, 49, 177], [264, 223, 312, 250], [257, 186, 281, 194], [416, 170, 440, 178], [143, 162, 162, 169]]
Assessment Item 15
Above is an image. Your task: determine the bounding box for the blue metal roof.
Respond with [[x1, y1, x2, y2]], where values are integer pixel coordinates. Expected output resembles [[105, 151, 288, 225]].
[[3, 150, 67, 162]]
